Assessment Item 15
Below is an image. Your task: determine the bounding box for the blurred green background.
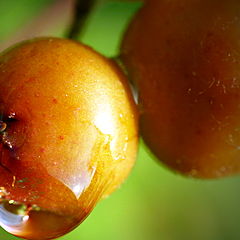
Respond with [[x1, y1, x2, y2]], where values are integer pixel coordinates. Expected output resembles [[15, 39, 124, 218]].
[[0, 0, 240, 239]]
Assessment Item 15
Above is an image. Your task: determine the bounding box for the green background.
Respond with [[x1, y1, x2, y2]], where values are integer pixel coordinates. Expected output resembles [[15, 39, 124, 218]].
[[0, 0, 240, 239]]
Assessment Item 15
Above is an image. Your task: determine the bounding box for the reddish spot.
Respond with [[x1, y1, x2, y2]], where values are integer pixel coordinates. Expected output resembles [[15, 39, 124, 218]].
[[40, 147, 45, 153], [26, 77, 35, 83], [59, 135, 64, 140], [52, 98, 58, 104]]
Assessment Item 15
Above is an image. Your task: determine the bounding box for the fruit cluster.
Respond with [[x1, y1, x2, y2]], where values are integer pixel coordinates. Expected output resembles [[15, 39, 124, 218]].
[[1, 0, 240, 239]]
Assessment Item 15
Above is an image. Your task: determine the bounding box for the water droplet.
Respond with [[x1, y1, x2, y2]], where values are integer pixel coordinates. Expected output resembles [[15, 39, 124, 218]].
[[2, 133, 14, 150], [0, 200, 29, 235], [0, 199, 82, 240], [0, 121, 7, 132]]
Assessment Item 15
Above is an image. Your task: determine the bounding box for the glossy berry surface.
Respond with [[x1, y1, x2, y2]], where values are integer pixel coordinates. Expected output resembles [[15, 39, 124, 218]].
[[0, 37, 138, 239], [121, 0, 240, 178]]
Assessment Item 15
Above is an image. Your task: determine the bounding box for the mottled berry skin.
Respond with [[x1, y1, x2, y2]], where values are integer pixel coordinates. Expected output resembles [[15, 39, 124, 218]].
[[121, 0, 240, 178], [0, 38, 138, 239]]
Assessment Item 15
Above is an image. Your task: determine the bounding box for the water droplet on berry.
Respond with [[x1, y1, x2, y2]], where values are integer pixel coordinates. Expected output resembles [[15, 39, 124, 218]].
[[0, 199, 82, 240]]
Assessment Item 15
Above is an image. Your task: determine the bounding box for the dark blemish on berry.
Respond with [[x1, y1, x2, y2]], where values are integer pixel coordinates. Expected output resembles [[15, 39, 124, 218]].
[[59, 135, 64, 140], [52, 98, 58, 104]]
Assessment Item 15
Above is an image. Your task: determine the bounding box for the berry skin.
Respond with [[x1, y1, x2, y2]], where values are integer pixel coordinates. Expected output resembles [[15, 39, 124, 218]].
[[0, 37, 138, 239], [121, 0, 240, 178]]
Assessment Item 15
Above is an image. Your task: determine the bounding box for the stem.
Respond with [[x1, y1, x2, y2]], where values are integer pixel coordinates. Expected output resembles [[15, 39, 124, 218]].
[[67, 0, 97, 40]]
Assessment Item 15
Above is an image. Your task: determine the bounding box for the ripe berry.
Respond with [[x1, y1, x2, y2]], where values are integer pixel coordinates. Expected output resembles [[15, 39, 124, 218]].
[[0, 37, 138, 239], [121, 0, 240, 178]]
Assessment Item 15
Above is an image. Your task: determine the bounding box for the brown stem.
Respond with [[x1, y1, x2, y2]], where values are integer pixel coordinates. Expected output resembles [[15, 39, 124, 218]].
[[67, 0, 97, 40]]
